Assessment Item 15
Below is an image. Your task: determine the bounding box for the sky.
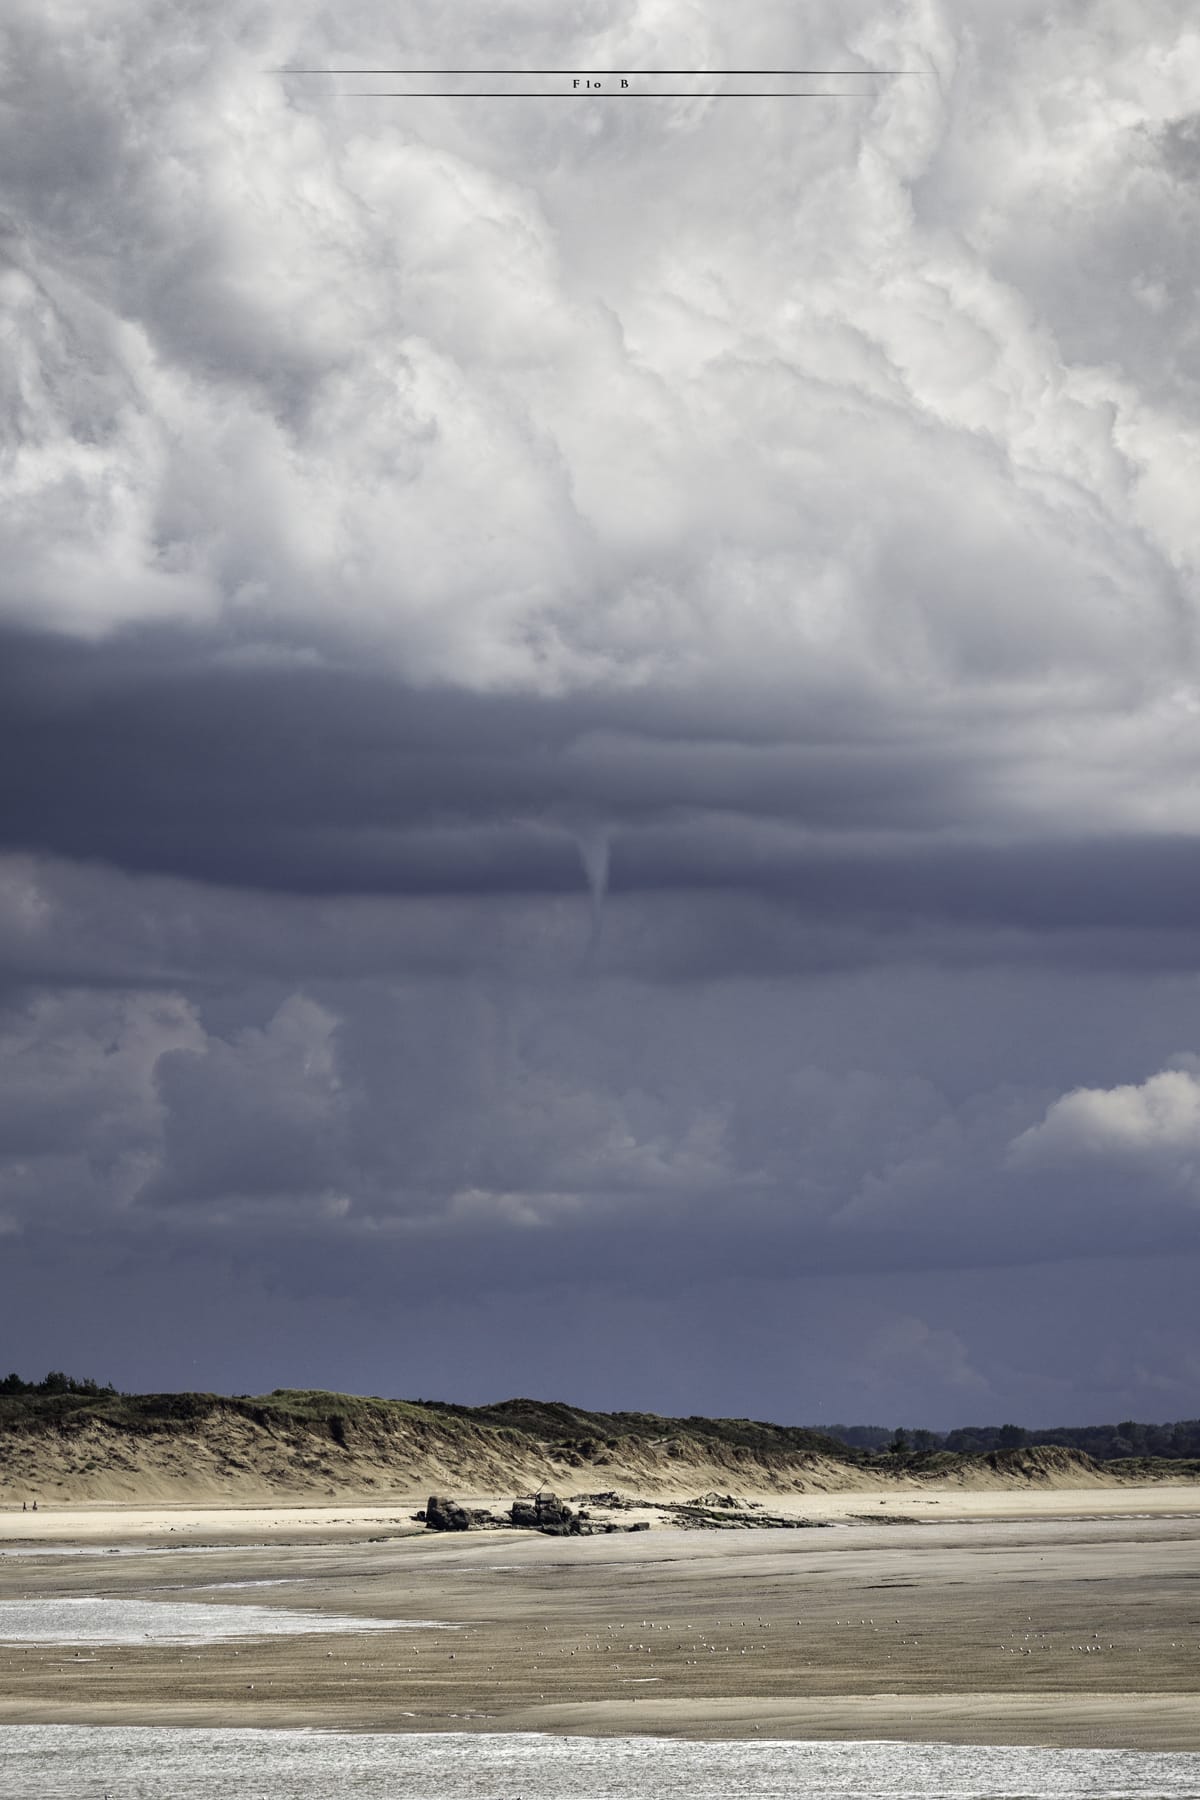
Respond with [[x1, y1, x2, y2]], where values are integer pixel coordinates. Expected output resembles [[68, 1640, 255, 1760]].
[[2, 0, 1199, 1430]]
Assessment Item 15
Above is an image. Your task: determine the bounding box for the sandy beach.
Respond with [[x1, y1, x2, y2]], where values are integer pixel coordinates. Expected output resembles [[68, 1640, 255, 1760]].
[[1, 1486, 1198, 1750], [3, 1480, 1198, 1544]]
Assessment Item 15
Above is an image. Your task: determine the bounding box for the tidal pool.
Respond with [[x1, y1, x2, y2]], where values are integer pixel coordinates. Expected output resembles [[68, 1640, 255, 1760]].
[[0, 1597, 447, 1645]]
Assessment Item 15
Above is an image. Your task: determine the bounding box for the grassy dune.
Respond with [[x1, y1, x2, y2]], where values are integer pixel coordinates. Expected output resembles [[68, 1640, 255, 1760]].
[[2, 1386, 1197, 1505]]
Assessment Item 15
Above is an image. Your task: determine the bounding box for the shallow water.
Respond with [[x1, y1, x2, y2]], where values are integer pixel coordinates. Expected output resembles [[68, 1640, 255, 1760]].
[[1, 1727, 1198, 1798], [0, 1598, 447, 1645], [0, 1542, 273, 1558]]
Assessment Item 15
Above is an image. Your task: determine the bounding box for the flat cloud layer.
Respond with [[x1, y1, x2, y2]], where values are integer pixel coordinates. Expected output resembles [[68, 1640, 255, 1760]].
[[2, 0, 1199, 1424]]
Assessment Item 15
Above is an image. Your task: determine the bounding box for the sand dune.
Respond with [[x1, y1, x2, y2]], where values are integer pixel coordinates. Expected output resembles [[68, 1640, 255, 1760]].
[[4, 1390, 1196, 1512]]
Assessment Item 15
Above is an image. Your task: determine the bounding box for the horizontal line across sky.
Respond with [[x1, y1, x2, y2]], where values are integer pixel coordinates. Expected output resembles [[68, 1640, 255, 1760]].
[[274, 68, 918, 76], [331, 97, 864, 103], [336, 92, 867, 99]]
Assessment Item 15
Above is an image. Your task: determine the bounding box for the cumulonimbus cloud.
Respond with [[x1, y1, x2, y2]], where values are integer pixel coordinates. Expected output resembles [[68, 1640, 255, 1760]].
[[4, 0, 1200, 1415]]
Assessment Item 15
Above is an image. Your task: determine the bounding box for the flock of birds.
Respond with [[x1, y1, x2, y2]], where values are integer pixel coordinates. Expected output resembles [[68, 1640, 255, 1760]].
[[361, 1610, 1193, 1687], [20, 1606, 1198, 1696]]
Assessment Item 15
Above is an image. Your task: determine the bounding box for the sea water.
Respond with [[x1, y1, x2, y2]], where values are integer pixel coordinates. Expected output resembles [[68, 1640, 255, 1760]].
[[1, 1727, 1198, 1798], [0, 1597, 448, 1644]]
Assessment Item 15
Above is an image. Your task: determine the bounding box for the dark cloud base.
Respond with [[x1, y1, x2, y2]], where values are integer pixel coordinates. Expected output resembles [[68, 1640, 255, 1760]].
[[5, 625, 1200, 951]]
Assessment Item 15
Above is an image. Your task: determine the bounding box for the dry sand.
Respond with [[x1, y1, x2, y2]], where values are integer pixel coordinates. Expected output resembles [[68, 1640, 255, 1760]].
[[3, 1480, 1197, 1544], [1, 1486, 1199, 1750]]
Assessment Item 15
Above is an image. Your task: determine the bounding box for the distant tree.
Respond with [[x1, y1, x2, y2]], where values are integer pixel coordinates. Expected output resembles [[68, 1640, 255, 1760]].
[[889, 1428, 910, 1456], [997, 1423, 1027, 1449], [819, 1424, 894, 1451], [944, 1427, 987, 1453], [0, 1371, 116, 1398]]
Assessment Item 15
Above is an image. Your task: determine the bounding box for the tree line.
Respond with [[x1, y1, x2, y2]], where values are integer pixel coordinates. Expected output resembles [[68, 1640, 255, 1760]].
[[822, 1418, 1200, 1461], [0, 1372, 116, 1397], [1, 1374, 1196, 1460]]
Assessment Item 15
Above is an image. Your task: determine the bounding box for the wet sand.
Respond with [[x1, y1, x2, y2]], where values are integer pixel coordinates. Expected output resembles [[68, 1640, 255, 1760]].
[[1, 1496, 1199, 1750]]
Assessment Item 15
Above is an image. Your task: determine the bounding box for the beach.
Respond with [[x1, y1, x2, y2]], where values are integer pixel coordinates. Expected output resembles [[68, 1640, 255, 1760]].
[[1, 1487, 1198, 1750]]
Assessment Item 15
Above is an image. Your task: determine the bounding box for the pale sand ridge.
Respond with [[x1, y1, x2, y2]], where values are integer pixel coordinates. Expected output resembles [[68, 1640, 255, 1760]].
[[2, 1481, 1199, 1544]]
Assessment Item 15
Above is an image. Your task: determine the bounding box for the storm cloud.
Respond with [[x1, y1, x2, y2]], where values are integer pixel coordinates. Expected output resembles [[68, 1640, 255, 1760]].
[[2, 0, 1199, 1425]]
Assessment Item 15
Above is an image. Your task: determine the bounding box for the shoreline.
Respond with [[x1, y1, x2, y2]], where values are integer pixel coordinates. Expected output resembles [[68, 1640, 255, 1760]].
[[2, 1691, 1199, 1754]]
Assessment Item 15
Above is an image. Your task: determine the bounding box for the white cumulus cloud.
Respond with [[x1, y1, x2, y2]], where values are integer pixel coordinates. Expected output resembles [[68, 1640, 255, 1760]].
[[1009, 1057, 1200, 1182]]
